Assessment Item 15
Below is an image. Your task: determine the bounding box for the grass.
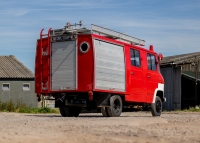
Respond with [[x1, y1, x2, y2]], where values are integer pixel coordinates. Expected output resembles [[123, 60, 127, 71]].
[[0, 100, 59, 113], [179, 107, 200, 112], [166, 106, 200, 113]]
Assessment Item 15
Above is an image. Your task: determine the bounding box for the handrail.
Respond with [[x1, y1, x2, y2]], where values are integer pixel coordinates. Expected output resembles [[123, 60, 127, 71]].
[[47, 28, 52, 55], [40, 29, 44, 50]]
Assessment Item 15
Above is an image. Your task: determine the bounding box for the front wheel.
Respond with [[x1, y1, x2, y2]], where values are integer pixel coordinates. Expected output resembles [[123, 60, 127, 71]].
[[107, 95, 122, 117], [151, 96, 162, 116]]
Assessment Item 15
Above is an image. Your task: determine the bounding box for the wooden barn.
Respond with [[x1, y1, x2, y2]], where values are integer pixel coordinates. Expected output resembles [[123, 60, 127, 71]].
[[0, 55, 37, 108], [161, 52, 200, 110]]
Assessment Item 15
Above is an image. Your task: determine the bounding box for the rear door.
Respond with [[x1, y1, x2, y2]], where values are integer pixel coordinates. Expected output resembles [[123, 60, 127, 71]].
[[130, 48, 144, 102], [146, 53, 159, 103]]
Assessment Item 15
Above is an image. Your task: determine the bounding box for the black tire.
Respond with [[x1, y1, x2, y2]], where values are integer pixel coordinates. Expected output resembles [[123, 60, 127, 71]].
[[59, 107, 67, 117], [151, 96, 162, 116], [70, 106, 82, 117], [64, 106, 82, 117], [63, 106, 73, 117], [107, 95, 122, 117], [100, 107, 110, 117]]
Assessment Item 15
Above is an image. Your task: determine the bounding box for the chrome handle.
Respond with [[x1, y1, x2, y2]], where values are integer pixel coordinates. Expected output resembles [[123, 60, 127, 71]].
[[148, 75, 151, 78]]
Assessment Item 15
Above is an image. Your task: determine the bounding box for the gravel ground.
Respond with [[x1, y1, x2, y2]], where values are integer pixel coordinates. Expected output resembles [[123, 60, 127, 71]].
[[0, 111, 200, 143]]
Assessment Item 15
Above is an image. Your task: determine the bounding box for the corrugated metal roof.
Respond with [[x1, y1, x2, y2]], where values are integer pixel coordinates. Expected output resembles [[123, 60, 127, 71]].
[[161, 52, 200, 66], [0, 55, 34, 78]]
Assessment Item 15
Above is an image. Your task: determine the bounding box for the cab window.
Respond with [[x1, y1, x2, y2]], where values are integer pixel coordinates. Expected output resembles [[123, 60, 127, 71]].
[[130, 49, 141, 67], [147, 54, 156, 71]]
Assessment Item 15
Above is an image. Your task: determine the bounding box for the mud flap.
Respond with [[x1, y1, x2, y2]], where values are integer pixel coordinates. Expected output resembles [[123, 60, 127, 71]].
[[96, 94, 111, 107]]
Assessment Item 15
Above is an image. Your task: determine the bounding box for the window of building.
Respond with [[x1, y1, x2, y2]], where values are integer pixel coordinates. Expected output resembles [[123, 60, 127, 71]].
[[130, 49, 141, 67], [147, 54, 156, 71], [2, 83, 10, 90], [23, 83, 30, 91]]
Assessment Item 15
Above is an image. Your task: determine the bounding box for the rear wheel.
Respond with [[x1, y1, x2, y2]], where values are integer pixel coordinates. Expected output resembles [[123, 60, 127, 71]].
[[107, 95, 122, 117], [100, 107, 110, 117], [60, 106, 82, 117], [59, 107, 67, 117], [151, 96, 162, 116], [70, 106, 82, 117]]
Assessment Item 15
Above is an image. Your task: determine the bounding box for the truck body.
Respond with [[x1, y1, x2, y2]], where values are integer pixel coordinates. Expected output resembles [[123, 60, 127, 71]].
[[35, 22, 165, 117]]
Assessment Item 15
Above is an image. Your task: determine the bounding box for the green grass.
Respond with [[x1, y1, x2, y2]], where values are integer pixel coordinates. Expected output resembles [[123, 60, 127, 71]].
[[170, 106, 200, 112], [0, 100, 59, 113], [181, 107, 200, 112]]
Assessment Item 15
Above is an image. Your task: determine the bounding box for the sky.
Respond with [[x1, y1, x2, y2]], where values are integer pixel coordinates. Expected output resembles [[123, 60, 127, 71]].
[[0, 0, 200, 72]]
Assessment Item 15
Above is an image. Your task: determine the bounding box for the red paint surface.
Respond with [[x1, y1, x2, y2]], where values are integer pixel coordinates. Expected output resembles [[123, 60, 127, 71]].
[[77, 35, 94, 91]]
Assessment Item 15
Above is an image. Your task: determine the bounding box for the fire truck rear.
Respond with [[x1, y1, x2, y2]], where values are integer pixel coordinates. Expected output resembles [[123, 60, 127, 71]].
[[35, 21, 166, 117]]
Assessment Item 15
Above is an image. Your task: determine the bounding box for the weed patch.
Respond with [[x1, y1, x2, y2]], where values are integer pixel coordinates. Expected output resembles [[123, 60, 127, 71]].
[[0, 100, 58, 113]]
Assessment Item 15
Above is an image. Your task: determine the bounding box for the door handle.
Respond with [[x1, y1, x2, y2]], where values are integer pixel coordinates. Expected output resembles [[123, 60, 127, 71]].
[[131, 72, 134, 75], [147, 75, 151, 78]]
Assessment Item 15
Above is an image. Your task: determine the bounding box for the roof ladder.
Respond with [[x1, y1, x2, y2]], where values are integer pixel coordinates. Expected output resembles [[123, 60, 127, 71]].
[[91, 24, 145, 46], [40, 28, 52, 56]]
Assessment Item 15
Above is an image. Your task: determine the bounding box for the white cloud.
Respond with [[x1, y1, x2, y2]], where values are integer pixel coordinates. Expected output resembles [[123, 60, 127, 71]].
[[0, 9, 30, 17]]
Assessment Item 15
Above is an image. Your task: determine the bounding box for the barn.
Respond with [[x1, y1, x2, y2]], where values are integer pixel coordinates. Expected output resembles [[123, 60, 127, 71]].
[[0, 55, 37, 108], [161, 52, 200, 111]]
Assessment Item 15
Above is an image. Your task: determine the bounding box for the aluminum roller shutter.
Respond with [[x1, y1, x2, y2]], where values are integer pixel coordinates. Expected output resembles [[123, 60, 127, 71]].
[[94, 39, 125, 91], [51, 41, 76, 90]]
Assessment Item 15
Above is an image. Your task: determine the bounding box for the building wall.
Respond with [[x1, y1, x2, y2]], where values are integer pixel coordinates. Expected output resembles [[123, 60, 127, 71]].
[[0, 78, 37, 108], [161, 67, 181, 111], [182, 59, 200, 72]]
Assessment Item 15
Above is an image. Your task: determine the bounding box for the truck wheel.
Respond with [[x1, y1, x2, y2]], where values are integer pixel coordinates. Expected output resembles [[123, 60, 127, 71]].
[[100, 107, 110, 117], [59, 107, 67, 117], [107, 95, 122, 117], [64, 106, 82, 117], [151, 96, 162, 116], [63, 106, 73, 117], [70, 106, 82, 117]]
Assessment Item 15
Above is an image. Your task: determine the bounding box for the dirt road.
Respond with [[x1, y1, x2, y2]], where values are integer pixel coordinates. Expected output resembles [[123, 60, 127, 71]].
[[0, 111, 200, 143]]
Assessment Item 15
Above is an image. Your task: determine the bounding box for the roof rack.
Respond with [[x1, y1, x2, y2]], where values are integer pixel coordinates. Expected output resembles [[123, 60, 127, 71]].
[[50, 21, 145, 46], [91, 24, 145, 46]]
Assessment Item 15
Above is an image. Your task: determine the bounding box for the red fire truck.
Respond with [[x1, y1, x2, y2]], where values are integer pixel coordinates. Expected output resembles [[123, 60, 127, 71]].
[[35, 21, 165, 117]]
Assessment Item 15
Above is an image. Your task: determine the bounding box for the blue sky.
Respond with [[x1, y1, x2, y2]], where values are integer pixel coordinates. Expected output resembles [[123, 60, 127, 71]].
[[0, 0, 200, 72]]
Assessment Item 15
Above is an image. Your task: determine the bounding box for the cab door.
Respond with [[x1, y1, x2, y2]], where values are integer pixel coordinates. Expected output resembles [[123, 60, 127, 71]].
[[130, 48, 144, 102], [146, 53, 159, 103]]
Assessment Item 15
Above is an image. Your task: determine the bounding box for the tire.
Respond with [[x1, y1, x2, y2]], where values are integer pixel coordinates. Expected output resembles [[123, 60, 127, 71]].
[[59, 107, 67, 117], [100, 107, 110, 117], [70, 106, 82, 117], [151, 96, 162, 116], [63, 106, 73, 117], [64, 106, 82, 117], [107, 95, 122, 117]]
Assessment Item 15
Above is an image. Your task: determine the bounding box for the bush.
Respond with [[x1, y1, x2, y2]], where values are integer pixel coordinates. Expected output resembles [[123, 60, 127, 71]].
[[0, 100, 59, 114], [0, 100, 16, 112]]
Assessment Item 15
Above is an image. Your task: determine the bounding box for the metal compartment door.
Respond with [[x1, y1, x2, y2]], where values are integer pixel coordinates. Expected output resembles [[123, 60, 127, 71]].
[[51, 41, 76, 90], [94, 39, 125, 91]]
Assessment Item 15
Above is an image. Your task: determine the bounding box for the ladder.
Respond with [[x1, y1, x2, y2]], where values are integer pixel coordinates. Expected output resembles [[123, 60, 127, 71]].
[[91, 24, 145, 46], [39, 28, 52, 91], [50, 22, 145, 46]]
